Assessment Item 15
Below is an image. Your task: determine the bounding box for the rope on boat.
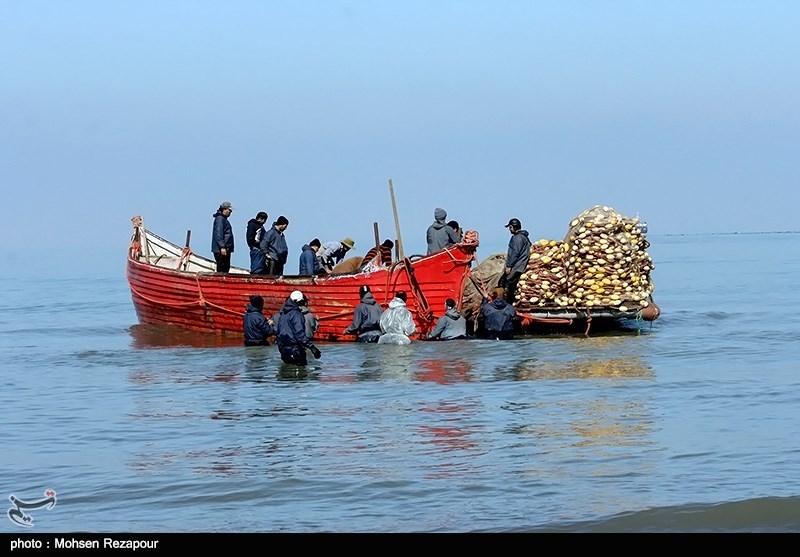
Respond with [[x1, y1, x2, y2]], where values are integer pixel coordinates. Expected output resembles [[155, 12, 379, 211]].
[[193, 274, 242, 315], [402, 256, 434, 323], [128, 282, 206, 308]]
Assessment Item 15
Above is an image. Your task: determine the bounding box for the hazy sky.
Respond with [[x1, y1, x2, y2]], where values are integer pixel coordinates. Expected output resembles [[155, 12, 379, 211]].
[[2, 1, 798, 274]]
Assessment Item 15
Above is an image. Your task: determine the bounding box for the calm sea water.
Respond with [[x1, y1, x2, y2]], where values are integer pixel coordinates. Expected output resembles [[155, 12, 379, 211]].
[[1, 233, 799, 533]]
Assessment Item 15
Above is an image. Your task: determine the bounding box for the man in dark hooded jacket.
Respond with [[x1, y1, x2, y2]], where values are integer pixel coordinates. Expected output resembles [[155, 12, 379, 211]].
[[498, 217, 532, 305], [262, 216, 289, 275], [426, 207, 460, 254], [428, 298, 467, 340], [298, 238, 323, 276], [211, 201, 235, 272], [246, 211, 268, 274], [480, 289, 517, 340], [275, 290, 321, 365], [344, 285, 384, 342], [243, 294, 274, 346]]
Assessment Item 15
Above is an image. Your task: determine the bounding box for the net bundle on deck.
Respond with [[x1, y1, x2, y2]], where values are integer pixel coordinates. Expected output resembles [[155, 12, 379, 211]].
[[480, 205, 655, 314], [562, 205, 654, 311]]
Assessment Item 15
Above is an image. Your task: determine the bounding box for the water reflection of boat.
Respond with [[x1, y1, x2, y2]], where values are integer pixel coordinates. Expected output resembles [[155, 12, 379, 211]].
[[129, 323, 243, 349], [512, 356, 654, 380]]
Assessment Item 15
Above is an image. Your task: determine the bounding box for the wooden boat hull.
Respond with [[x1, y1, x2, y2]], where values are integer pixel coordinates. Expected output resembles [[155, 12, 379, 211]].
[[127, 217, 478, 341]]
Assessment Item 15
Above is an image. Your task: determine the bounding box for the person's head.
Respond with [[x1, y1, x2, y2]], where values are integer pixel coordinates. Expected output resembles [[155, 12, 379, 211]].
[[445, 298, 456, 309], [275, 216, 289, 231], [359, 284, 371, 298], [256, 211, 268, 223], [310, 238, 321, 251], [395, 290, 407, 302], [249, 294, 264, 311], [381, 239, 394, 249], [290, 290, 304, 304], [219, 201, 234, 215], [341, 237, 355, 251], [505, 218, 522, 233], [434, 207, 447, 221], [447, 220, 460, 231], [491, 287, 505, 300]]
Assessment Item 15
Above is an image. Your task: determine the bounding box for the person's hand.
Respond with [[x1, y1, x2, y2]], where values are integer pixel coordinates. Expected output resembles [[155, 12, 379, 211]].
[[220, 248, 227, 255], [310, 346, 321, 359]]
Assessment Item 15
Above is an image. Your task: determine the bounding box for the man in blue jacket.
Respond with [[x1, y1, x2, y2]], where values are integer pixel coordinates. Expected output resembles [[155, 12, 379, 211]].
[[298, 238, 323, 276], [211, 201, 235, 272], [498, 218, 531, 305], [275, 290, 322, 365], [262, 216, 289, 275], [480, 289, 518, 340], [243, 294, 274, 346]]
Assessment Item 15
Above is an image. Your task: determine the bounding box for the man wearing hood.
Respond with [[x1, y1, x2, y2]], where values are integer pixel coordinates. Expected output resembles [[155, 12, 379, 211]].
[[243, 294, 274, 346], [428, 298, 467, 340], [344, 285, 384, 343], [480, 289, 518, 340], [275, 290, 321, 365], [498, 217, 532, 305], [378, 290, 417, 345], [426, 207, 460, 255]]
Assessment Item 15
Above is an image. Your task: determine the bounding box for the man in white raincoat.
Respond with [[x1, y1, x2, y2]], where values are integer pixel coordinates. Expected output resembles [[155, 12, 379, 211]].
[[378, 290, 417, 345]]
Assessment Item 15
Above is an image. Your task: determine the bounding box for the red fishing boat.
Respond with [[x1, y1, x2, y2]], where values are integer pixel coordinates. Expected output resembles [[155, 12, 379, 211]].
[[126, 216, 479, 341]]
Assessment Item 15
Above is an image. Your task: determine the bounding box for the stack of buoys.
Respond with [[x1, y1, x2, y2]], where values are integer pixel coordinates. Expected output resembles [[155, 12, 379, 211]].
[[562, 205, 655, 311], [509, 205, 655, 313], [514, 239, 570, 310]]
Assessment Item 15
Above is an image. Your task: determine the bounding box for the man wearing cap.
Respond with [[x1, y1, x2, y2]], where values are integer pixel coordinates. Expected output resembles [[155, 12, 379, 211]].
[[426, 207, 460, 255], [319, 237, 355, 273], [211, 201, 235, 272], [262, 216, 289, 275], [499, 218, 532, 305], [275, 290, 322, 365], [243, 294, 274, 346]]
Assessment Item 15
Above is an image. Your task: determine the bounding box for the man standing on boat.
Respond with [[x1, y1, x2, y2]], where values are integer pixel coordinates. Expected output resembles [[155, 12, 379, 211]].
[[498, 217, 531, 305], [275, 290, 322, 365], [211, 201, 235, 273], [426, 208, 460, 254], [262, 216, 289, 275], [298, 238, 324, 276], [246, 211, 268, 274]]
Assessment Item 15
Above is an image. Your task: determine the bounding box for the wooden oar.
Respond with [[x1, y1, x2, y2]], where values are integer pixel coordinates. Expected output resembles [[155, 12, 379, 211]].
[[388, 178, 405, 259]]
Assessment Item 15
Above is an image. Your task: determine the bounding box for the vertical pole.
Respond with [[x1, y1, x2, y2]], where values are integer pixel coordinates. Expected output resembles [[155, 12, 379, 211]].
[[388, 178, 405, 260]]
